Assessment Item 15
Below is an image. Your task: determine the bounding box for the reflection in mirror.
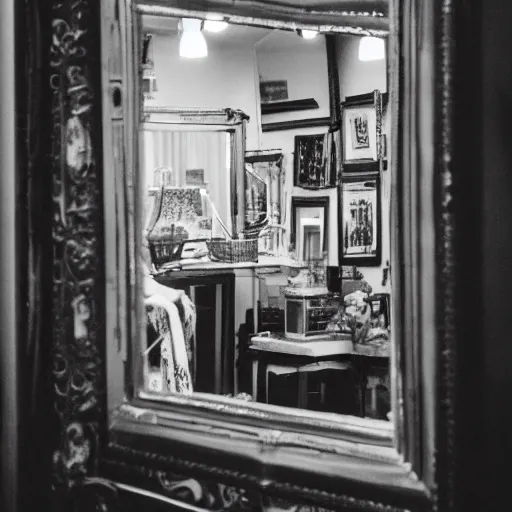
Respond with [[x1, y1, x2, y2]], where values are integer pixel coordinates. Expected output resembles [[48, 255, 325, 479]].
[[137, 14, 391, 423]]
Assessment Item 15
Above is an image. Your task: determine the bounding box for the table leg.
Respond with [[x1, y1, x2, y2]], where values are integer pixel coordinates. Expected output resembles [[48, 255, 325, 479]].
[[252, 360, 258, 402], [357, 359, 368, 418], [298, 372, 308, 409]]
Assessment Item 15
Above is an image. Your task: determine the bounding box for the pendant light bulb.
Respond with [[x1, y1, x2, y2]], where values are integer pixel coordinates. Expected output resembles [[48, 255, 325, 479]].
[[179, 18, 208, 59], [298, 29, 318, 40], [358, 36, 385, 61], [203, 20, 228, 33]]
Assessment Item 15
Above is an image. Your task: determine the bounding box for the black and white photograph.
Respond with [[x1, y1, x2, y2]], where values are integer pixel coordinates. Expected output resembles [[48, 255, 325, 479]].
[[1, 2, 507, 512]]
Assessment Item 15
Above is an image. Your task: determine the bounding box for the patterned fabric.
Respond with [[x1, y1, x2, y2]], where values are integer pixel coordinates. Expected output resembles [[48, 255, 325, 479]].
[[148, 187, 212, 243], [174, 365, 192, 394], [175, 291, 197, 381], [146, 294, 194, 395]]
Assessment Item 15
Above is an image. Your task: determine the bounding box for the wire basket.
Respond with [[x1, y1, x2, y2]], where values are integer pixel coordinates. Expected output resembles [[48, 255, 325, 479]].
[[206, 237, 259, 264]]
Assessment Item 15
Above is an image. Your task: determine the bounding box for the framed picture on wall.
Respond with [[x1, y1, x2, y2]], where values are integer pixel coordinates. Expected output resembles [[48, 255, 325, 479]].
[[339, 177, 381, 267], [260, 80, 289, 103], [341, 90, 383, 174], [293, 131, 339, 189]]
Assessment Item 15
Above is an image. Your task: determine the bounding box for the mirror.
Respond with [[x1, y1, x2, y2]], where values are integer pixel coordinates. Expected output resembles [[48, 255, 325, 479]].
[[136, 13, 391, 423], [142, 108, 248, 269], [245, 149, 285, 255], [290, 196, 329, 263]]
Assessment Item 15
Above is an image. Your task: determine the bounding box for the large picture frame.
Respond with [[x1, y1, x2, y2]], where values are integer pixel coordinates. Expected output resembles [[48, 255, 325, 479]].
[[339, 176, 382, 267]]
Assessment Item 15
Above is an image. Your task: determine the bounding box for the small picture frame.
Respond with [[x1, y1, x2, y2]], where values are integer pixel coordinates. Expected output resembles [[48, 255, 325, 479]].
[[339, 177, 381, 266], [260, 80, 289, 103], [341, 90, 383, 174], [293, 131, 339, 189]]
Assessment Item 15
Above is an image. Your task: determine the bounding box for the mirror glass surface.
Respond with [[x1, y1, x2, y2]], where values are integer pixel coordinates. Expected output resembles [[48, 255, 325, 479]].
[[137, 13, 391, 423]]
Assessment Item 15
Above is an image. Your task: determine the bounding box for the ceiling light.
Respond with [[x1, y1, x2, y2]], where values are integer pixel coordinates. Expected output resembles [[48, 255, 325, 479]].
[[298, 29, 318, 40], [358, 36, 385, 61], [203, 20, 228, 33], [179, 18, 208, 59]]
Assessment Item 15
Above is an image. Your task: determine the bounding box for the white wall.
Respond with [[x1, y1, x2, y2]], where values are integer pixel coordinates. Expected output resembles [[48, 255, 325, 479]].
[[256, 32, 330, 124], [149, 31, 262, 149]]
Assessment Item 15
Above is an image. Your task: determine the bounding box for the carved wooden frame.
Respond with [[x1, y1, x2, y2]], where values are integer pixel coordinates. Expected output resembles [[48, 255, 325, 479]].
[[0, 0, 463, 511]]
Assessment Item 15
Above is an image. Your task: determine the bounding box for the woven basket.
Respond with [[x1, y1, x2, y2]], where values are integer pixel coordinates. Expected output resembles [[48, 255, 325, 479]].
[[206, 237, 259, 264], [148, 239, 183, 268]]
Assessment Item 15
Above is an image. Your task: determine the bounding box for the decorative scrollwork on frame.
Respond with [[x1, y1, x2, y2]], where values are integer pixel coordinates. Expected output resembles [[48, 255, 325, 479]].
[[156, 472, 256, 511], [67, 477, 120, 512], [103, 444, 410, 512], [50, 0, 105, 495]]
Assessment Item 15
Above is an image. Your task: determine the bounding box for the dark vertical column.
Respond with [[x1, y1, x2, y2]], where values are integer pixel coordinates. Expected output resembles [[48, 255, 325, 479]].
[[481, 1, 512, 510], [47, 0, 107, 509], [0, 0, 18, 510]]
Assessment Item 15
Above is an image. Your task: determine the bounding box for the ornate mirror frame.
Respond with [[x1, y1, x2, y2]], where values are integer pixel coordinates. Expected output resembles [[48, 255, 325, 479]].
[[1, 0, 484, 511]]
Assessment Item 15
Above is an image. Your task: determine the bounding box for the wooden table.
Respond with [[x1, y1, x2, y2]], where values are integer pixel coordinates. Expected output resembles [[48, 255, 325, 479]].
[[248, 333, 390, 418]]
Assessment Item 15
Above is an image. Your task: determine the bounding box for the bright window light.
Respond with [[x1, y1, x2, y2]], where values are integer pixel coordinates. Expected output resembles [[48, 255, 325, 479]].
[[358, 36, 385, 61]]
